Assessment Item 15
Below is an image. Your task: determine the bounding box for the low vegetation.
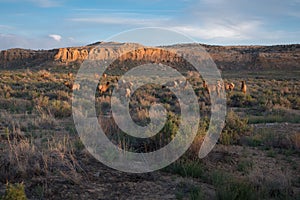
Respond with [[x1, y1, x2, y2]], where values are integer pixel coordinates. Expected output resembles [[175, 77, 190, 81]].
[[1, 183, 27, 200], [0, 68, 299, 199]]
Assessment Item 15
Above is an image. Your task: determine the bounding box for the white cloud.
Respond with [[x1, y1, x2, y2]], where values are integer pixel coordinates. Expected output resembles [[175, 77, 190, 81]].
[[70, 15, 170, 26], [0, 33, 81, 50], [172, 20, 263, 40], [48, 34, 62, 42]]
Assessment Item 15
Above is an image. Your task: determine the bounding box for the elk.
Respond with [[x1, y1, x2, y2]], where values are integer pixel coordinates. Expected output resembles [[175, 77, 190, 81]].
[[67, 72, 73, 78], [40, 70, 51, 78], [203, 80, 217, 94], [124, 88, 131, 99], [72, 83, 80, 91], [98, 81, 111, 94], [225, 82, 235, 91], [241, 81, 247, 94], [64, 81, 80, 91], [202, 80, 208, 90], [216, 80, 222, 97]]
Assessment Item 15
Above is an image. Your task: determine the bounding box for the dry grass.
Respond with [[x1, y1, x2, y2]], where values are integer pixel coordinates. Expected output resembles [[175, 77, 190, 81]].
[[0, 134, 83, 185], [0, 69, 299, 199], [291, 133, 300, 150]]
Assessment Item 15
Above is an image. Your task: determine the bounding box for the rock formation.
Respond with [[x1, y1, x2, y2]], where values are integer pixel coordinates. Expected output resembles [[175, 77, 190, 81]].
[[0, 42, 299, 71]]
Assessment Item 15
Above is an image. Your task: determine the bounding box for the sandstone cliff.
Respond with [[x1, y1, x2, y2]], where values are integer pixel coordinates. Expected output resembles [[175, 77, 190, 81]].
[[0, 42, 299, 71]]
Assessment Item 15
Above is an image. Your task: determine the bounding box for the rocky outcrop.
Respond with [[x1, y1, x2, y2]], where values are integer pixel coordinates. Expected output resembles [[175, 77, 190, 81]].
[[0, 42, 299, 71], [54, 48, 90, 63]]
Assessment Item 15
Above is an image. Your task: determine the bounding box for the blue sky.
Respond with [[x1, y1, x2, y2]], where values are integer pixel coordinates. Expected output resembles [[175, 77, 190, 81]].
[[0, 0, 299, 50]]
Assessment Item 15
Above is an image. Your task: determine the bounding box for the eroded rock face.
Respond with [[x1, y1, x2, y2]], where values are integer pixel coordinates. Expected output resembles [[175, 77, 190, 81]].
[[53, 43, 184, 63], [0, 42, 299, 71], [54, 48, 90, 63]]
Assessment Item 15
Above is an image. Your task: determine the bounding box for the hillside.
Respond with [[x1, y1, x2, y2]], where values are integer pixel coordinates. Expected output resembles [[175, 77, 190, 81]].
[[0, 42, 299, 71], [0, 42, 299, 199]]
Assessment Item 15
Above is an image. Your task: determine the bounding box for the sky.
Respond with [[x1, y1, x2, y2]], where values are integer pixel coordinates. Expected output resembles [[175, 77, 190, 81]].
[[0, 0, 299, 50]]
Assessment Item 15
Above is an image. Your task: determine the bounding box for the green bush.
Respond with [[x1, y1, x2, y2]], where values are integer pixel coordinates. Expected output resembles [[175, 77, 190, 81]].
[[50, 100, 71, 118], [211, 171, 256, 200], [163, 159, 205, 179], [175, 182, 204, 200], [229, 93, 257, 107], [216, 180, 256, 200], [1, 183, 27, 200], [189, 186, 204, 200], [220, 111, 252, 145], [237, 159, 253, 174]]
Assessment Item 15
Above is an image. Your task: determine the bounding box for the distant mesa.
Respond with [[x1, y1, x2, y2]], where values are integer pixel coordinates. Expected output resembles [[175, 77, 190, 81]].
[[0, 42, 299, 71]]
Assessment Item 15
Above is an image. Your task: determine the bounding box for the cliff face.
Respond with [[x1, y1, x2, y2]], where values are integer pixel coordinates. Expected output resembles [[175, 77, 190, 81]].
[[54, 47, 90, 63], [0, 42, 299, 71]]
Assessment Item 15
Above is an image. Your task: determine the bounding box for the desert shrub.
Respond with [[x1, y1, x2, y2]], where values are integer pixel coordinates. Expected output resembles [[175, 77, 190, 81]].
[[219, 111, 252, 145], [211, 171, 256, 200], [160, 113, 179, 140], [229, 93, 257, 107], [242, 135, 263, 147], [261, 178, 294, 199], [189, 187, 204, 200], [237, 159, 253, 174], [1, 183, 27, 200], [211, 169, 293, 199], [248, 108, 300, 124], [163, 159, 205, 179], [55, 90, 70, 101], [49, 100, 71, 118], [0, 138, 45, 180], [175, 182, 204, 200], [256, 95, 269, 109], [34, 95, 49, 108], [210, 170, 228, 186], [0, 99, 33, 113], [10, 90, 32, 100], [266, 148, 277, 157], [188, 121, 208, 157], [291, 133, 300, 151], [142, 112, 179, 151], [287, 95, 300, 109], [73, 139, 85, 152], [245, 128, 299, 151], [277, 96, 292, 108], [216, 180, 256, 200]]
